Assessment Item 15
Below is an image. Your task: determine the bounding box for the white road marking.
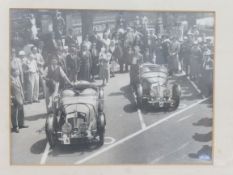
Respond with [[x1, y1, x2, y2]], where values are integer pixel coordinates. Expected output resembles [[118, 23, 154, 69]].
[[177, 114, 193, 122], [151, 142, 190, 163], [137, 109, 146, 129], [75, 97, 208, 164], [40, 142, 51, 164], [104, 137, 116, 145]]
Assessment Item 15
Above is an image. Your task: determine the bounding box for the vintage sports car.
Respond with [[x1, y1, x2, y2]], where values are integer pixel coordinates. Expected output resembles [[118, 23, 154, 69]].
[[45, 81, 106, 148], [136, 63, 181, 110]]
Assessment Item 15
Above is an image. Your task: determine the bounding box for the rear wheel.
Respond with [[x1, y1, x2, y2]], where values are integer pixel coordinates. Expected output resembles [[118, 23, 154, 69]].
[[45, 113, 57, 148], [97, 113, 106, 146]]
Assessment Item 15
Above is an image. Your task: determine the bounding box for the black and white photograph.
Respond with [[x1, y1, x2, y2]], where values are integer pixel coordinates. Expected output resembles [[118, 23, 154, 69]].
[[10, 9, 214, 165]]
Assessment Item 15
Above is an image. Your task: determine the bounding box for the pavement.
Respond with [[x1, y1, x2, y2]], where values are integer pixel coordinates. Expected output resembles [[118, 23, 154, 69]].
[[11, 71, 213, 165]]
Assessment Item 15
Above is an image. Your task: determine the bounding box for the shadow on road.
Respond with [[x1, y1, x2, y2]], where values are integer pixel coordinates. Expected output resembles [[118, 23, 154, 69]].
[[120, 85, 135, 104], [120, 85, 138, 114], [188, 145, 212, 161], [193, 117, 212, 127], [30, 138, 47, 154], [141, 105, 171, 115], [123, 103, 137, 113], [192, 131, 212, 142], [25, 113, 47, 121], [50, 142, 101, 157]]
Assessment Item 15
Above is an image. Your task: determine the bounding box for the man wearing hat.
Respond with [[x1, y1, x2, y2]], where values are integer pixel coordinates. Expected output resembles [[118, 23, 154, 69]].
[[190, 40, 202, 80], [11, 49, 24, 85], [18, 50, 30, 100], [11, 67, 29, 133]]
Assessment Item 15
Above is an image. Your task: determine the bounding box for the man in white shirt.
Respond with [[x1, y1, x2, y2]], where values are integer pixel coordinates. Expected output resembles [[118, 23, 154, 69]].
[[27, 46, 40, 103], [11, 68, 29, 133]]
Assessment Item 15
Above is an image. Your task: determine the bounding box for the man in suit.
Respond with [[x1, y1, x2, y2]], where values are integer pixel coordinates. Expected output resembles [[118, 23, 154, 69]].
[[11, 68, 28, 133]]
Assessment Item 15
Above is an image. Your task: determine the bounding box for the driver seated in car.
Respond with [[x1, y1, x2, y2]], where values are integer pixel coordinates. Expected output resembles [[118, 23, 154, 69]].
[[42, 58, 73, 113]]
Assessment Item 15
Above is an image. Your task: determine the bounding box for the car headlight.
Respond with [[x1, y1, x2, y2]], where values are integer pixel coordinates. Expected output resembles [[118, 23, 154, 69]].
[[62, 122, 72, 133]]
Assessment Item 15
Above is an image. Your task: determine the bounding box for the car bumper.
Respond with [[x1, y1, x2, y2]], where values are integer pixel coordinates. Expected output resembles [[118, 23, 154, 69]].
[[57, 131, 97, 145], [143, 97, 173, 107]]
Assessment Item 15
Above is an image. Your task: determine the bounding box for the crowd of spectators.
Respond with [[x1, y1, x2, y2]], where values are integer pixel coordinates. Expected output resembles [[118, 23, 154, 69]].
[[10, 12, 214, 132]]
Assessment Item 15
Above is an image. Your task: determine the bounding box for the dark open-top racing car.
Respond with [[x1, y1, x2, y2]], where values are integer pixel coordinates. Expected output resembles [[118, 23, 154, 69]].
[[136, 63, 181, 110], [45, 81, 106, 148]]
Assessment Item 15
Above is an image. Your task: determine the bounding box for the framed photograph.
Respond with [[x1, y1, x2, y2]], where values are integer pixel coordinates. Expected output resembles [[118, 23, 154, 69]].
[[0, 0, 233, 175]]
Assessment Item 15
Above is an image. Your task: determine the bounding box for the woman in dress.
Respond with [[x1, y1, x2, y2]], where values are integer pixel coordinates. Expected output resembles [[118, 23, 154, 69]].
[[99, 47, 110, 86]]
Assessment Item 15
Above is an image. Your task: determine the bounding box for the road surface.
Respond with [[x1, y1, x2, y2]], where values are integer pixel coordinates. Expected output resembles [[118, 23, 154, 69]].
[[11, 71, 213, 165]]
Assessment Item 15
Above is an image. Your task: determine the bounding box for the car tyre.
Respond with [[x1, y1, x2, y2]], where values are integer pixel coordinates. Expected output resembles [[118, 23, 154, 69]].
[[97, 113, 106, 146], [98, 88, 104, 113]]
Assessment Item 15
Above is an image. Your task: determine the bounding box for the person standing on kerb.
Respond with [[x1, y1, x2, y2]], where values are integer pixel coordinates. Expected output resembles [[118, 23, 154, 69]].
[[11, 68, 29, 133]]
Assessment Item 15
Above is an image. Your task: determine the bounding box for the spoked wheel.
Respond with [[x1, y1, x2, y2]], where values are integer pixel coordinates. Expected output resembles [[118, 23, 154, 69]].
[[45, 113, 57, 148], [97, 113, 106, 146]]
